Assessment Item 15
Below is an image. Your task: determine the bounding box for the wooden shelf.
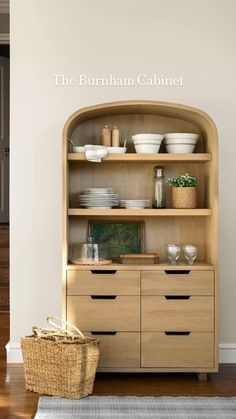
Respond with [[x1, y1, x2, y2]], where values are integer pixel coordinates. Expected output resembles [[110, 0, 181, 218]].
[[66, 262, 214, 271], [68, 153, 211, 163], [68, 208, 212, 217]]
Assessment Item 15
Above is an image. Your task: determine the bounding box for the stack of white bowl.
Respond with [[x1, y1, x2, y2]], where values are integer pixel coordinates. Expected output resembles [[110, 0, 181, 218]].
[[164, 133, 199, 154], [120, 199, 151, 209], [132, 134, 163, 154], [79, 188, 119, 209]]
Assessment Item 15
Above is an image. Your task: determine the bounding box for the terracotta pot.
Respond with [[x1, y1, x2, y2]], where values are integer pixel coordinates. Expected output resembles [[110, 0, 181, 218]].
[[172, 187, 197, 209]]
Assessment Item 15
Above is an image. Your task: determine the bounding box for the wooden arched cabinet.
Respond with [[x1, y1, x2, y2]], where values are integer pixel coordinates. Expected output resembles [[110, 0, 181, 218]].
[[62, 101, 218, 378]]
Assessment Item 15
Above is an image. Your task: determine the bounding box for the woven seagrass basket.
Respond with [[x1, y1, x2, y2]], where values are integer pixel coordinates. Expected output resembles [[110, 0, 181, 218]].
[[21, 317, 99, 399], [172, 187, 197, 209]]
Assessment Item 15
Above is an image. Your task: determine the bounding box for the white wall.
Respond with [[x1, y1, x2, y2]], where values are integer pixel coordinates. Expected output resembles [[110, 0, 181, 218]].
[[9, 0, 236, 359]]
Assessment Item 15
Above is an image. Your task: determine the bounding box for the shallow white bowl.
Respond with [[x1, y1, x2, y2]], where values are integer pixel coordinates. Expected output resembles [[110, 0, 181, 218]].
[[132, 134, 163, 142], [73, 146, 85, 153], [107, 147, 127, 154], [134, 143, 161, 154]]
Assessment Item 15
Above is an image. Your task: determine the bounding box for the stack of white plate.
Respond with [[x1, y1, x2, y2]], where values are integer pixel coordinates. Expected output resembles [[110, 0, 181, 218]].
[[120, 199, 151, 209], [79, 188, 119, 209]]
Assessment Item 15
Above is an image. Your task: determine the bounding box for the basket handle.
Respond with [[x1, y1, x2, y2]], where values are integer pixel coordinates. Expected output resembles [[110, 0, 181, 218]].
[[47, 316, 85, 339]]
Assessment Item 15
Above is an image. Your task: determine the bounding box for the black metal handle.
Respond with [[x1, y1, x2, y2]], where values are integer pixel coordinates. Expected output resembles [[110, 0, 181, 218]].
[[164, 270, 190, 275], [165, 331, 191, 336], [91, 270, 117, 274], [90, 295, 117, 300], [91, 331, 117, 335], [165, 295, 190, 300]]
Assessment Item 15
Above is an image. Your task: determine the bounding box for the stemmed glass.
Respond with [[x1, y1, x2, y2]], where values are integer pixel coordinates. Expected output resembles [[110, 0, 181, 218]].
[[183, 244, 198, 265], [166, 244, 180, 265]]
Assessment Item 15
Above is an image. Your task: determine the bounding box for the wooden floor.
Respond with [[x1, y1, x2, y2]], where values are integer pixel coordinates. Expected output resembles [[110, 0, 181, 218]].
[[1, 313, 236, 418]]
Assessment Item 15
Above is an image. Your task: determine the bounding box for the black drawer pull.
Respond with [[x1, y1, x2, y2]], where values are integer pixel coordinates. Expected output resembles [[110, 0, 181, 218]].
[[165, 295, 190, 300], [164, 270, 190, 275], [91, 331, 117, 335], [91, 270, 117, 274], [90, 295, 117, 300], [165, 331, 191, 336]]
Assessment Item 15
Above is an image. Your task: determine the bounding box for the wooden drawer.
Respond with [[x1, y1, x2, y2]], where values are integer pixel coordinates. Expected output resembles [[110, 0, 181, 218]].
[[141, 332, 214, 368], [85, 332, 140, 368], [67, 296, 140, 331], [142, 296, 214, 331], [141, 270, 214, 296], [67, 270, 140, 295]]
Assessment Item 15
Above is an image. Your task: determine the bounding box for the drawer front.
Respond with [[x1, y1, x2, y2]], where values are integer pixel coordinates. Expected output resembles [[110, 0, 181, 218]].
[[85, 332, 140, 368], [141, 332, 214, 368], [141, 270, 214, 296], [142, 296, 214, 331], [67, 296, 140, 331], [67, 270, 140, 295]]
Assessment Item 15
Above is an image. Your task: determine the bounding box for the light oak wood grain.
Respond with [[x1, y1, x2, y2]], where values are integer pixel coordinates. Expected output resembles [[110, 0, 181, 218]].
[[63, 101, 218, 373], [68, 208, 212, 216], [141, 270, 214, 295], [141, 332, 214, 368], [141, 296, 214, 331], [68, 153, 211, 162], [67, 270, 140, 295], [67, 296, 140, 331], [85, 332, 140, 368], [67, 263, 214, 271]]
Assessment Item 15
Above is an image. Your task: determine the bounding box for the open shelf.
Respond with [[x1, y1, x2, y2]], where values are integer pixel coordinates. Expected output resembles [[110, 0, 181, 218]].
[[66, 262, 214, 271], [68, 208, 212, 217], [68, 153, 211, 163]]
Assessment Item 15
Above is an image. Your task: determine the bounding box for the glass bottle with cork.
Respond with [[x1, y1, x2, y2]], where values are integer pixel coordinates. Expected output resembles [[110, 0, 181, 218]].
[[153, 166, 165, 208]]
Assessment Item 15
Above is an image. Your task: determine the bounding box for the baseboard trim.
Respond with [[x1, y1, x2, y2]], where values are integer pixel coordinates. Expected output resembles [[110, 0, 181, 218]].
[[219, 343, 236, 363], [6, 341, 236, 364], [6, 342, 23, 363]]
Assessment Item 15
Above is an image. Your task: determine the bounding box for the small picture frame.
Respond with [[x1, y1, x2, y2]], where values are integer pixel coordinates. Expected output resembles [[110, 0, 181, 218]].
[[88, 220, 144, 261]]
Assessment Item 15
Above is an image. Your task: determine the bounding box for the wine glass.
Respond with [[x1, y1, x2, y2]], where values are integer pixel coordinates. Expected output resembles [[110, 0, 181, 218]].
[[166, 244, 180, 265], [183, 244, 198, 265]]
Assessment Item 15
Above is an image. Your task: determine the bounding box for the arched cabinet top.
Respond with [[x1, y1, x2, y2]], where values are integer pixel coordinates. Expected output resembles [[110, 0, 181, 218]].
[[63, 100, 217, 152]]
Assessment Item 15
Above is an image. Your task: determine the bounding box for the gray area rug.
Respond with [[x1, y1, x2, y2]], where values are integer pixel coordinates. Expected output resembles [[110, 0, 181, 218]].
[[35, 396, 236, 418]]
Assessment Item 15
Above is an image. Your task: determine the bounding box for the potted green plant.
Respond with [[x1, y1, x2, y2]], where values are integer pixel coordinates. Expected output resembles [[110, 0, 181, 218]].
[[167, 174, 198, 209]]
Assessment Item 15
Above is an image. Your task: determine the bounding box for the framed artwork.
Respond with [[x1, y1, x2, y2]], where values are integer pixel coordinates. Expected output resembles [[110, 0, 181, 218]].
[[88, 220, 144, 260]]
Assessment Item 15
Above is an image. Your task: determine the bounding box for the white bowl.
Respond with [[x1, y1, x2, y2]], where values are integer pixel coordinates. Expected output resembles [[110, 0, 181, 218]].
[[107, 147, 127, 154], [134, 143, 161, 154], [164, 133, 199, 154], [132, 134, 163, 142], [165, 144, 196, 153], [164, 133, 199, 140], [165, 138, 198, 145], [133, 139, 162, 145], [73, 146, 85, 153]]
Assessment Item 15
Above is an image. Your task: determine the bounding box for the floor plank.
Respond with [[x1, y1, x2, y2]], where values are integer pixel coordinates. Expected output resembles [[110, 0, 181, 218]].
[[1, 313, 236, 418]]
